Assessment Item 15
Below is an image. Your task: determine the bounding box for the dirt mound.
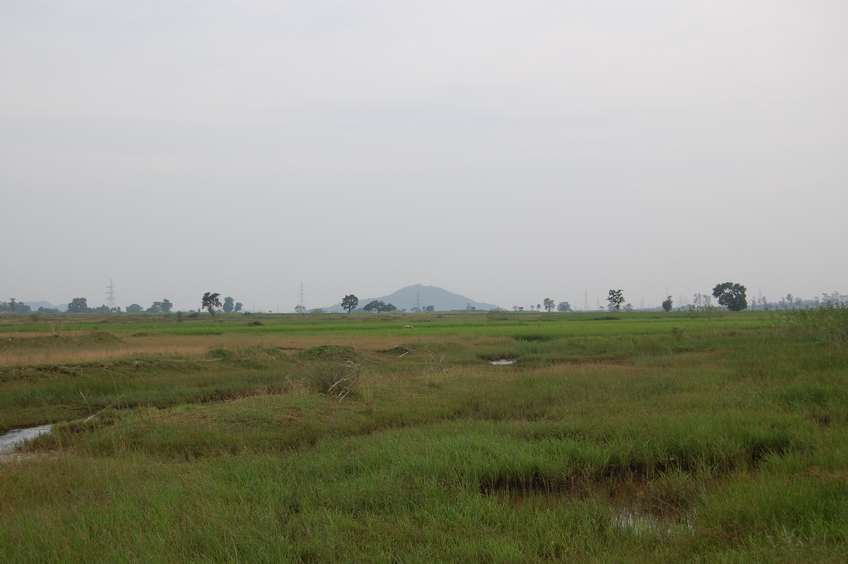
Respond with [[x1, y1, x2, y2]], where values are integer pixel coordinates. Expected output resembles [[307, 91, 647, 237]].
[[294, 345, 362, 363], [76, 332, 123, 345]]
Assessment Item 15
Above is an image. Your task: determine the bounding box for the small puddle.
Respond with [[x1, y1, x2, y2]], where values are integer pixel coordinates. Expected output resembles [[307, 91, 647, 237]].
[[482, 473, 696, 538], [611, 506, 695, 538], [0, 425, 52, 455], [489, 359, 517, 366]]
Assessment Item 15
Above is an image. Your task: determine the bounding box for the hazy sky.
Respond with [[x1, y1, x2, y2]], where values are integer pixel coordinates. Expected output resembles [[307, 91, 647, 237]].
[[2, 1, 846, 312]]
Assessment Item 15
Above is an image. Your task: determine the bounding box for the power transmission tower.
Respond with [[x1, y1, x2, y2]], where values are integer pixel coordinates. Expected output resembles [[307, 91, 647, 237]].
[[415, 291, 421, 311], [298, 282, 306, 311], [106, 279, 117, 310], [583, 291, 589, 312]]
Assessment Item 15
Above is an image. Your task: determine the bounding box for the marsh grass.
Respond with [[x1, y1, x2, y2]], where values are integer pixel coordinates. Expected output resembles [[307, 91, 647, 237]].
[[1, 312, 847, 561], [781, 302, 848, 346]]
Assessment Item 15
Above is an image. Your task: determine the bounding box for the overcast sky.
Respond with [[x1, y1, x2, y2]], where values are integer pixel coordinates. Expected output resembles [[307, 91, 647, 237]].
[[2, 1, 846, 312]]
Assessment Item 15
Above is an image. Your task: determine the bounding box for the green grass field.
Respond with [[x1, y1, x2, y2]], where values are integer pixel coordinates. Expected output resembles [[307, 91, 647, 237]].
[[1, 310, 846, 562]]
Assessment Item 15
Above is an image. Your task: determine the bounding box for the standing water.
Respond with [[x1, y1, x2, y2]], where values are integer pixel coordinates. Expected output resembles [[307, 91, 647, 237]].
[[0, 425, 52, 455]]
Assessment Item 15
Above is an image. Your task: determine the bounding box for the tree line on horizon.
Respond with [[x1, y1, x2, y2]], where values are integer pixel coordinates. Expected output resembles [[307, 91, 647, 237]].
[[2, 285, 845, 315], [509, 285, 847, 314]]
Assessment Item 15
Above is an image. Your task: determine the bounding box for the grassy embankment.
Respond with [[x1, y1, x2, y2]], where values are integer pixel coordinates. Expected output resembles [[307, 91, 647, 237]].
[[0, 309, 846, 562]]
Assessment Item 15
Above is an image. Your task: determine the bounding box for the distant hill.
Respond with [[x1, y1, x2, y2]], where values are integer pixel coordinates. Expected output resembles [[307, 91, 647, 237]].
[[324, 284, 500, 313], [24, 301, 66, 312]]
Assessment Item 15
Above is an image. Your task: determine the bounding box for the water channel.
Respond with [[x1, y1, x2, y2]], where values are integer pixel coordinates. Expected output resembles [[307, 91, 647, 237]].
[[0, 425, 52, 455]]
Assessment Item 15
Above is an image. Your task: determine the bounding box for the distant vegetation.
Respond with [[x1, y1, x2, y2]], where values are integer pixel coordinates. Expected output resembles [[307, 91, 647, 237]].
[[0, 299, 30, 313]]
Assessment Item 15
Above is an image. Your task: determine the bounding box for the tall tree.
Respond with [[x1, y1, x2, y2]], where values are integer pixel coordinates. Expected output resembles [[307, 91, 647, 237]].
[[662, 296, 673, 312], [364, 300, 383, 312], [67, 297, 89, 313], [223, 296, 235, 313], [712, 282, 748, 311], [557, 301, 573, 312], [146, 299, 173, 314], [341, 294, 359, 314], [363, 300, 396, 313], [543, 298, 555, 312], [201, 292, 222, 315], [607, 289, 625, 312]]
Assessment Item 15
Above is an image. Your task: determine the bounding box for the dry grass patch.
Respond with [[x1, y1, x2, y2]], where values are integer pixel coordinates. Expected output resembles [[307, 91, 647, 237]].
[[0, 343, 211, 366], [0, 334, 297, 366]]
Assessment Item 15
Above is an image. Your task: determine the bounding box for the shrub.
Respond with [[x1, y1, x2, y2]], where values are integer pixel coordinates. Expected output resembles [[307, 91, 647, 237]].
[[487, 308, 515, 321]]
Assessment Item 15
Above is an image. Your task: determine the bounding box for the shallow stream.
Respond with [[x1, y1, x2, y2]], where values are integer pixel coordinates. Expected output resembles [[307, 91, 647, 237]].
[[0, 425, 52, 455]]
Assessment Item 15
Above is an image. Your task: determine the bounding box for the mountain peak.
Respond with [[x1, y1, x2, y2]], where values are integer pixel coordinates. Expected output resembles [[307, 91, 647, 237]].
[[325, 284, 499, 312]]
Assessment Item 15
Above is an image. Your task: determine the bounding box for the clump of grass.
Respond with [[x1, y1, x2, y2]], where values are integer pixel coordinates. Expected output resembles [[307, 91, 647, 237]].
[[386, 345, 410, 356], [486, 309, 517, 321], [298, 360, 361, 400], [426, 351, 450, 375], [512, 334, 553, 342], [783, 303, 848, 346], [292, 346, 365, 400], [206, 347, 235, 360]]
